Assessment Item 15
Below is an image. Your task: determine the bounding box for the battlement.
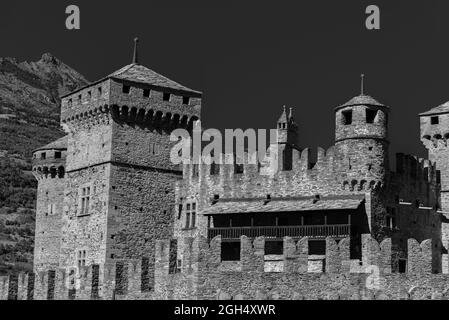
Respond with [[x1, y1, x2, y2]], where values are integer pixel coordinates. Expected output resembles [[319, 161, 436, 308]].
[[0, 234, 447, 300], [61, 77, 201, 132], [183, 147, 340, 182], [0, 259, 154, 301], [156, 234, 435, 276], [179, 146, 388, 201]]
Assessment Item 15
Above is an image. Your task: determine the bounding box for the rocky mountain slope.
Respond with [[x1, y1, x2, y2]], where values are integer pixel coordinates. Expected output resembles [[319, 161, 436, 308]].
[[0, 53, 88, 275]]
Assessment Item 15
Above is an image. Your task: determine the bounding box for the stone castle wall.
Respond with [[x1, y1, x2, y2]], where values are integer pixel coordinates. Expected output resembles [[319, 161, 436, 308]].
[[420, 112, 449, 272], [175, 145, 439, 260], [2, 234, 449, 300], [33, 173, 65, 272], [59, 164, 111, 269], [106, 164, 180, 288]]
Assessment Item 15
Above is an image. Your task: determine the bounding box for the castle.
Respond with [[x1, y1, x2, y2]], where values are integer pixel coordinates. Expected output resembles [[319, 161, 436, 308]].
[[2, 43, 449, 300]]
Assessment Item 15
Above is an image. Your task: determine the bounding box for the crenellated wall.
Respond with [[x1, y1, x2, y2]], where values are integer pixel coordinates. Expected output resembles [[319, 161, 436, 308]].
[[174, 146, 438, 261], [2, 234, 449, 300], [153, 234, 449, 300]]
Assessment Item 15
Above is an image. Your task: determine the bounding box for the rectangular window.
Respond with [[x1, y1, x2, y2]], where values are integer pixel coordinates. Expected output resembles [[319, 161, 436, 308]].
[[182, 96, 190, 105], [150, 143, 161, 155], [192, 164, 199, 177], [41, 152, 46, 160], [191, 203, 196, 228], [122, 85, 131, 94], [184, 202, 197, 229], [47, 203, 56, 216], [77, 250, 87, 268], [385, 216, 392, 228], [366, 109, 377, 124], [78, 95, 82, 103], [185, 203, 191, 229], [342, 110, 352, 125], [210, 162, 219, 175], [163, 93, 171, 101], [98, 86, 102, 96], [235, 163, 244, 174], [143, 89, 151, 98], [178, 204, 183, 220], [55, 151, 62, 159], [398, 259, 407, 273], [87, 91, 92, 100], [431, 116, 439, 125], [80, 186, 91, 216]]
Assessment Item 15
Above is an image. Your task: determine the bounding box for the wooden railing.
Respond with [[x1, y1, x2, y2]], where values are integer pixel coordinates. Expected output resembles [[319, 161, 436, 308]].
[[208, 224, 350, 240]]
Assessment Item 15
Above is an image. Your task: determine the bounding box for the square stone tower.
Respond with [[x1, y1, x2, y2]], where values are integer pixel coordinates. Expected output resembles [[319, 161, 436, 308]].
[[58, 54, 201, 280]]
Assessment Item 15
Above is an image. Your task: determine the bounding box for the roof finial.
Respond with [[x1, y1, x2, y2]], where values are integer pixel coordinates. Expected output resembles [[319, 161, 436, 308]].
[[289, 107, 293, 119], [133, 37, 139, 64], [361, 73, 365, 95]]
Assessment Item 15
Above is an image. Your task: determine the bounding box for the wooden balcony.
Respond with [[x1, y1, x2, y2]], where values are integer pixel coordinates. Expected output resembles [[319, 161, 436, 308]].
[[207, 224, 350, 241]]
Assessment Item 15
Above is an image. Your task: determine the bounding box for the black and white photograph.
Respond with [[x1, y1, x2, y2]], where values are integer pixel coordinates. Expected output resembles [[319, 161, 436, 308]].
[[0, 0, 448, 315]]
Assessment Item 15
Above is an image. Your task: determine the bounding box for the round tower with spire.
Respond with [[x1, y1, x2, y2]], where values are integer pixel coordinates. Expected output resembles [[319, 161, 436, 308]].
[[335, 75, 389, 189]]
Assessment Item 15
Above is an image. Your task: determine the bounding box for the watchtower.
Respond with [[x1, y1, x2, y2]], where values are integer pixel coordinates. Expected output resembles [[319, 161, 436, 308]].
[[31, 136, 67, 272], [335, 75, 389, 188], [57, 39, 202, 281]]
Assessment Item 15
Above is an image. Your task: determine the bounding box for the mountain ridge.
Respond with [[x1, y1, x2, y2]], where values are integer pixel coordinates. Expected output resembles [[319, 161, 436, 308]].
[[0, 53, 88, 275]]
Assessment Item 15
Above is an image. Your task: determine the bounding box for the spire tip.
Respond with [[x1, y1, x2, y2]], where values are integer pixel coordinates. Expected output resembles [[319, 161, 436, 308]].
[[133, 38, 139, 64], [361, 73, 365, 95]]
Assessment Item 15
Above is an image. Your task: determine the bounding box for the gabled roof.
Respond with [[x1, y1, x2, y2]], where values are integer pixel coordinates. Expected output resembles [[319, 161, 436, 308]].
[[33, 136, 68, 152], [420, 101, 449, 116], [336, 94, 387, 111]]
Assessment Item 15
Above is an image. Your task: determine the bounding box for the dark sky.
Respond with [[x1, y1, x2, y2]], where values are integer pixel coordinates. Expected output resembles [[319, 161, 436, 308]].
[[1, 0, 449, 164]]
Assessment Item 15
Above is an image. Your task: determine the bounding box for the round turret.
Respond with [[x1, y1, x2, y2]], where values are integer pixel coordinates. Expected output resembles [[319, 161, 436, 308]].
[[335, 94, 389, 143], [32, 136, 68, 180], [335, 94, 390, 191]]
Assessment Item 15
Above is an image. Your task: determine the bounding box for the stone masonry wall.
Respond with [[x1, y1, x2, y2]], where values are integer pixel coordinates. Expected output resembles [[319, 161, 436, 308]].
[[107, 165, 179, 289], [32, 147, 67, 273], [59, 164, 111, 269], [1, 234, 448, 300], [33, 176, 65, 272], [420, 112, 449, 273], [154, 234, 448, 301]]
